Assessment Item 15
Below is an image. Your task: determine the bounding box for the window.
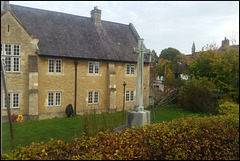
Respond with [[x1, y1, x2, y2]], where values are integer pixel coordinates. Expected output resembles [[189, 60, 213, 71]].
[[88, 91, 93, 103], [56, 59, 62, 73], [2, 43, 21, 72], [48, 92, 61, 106], [13, 45, 20, 56], [131, 64, 135, 75], [48, 92, 54, 106], [48, 59, 62, 73], [48, 59, 54, 73], [126, 91, 130, 102], [5, 57, 11, 72], [89, 61, 99, 74], [126, 64, 130, 74], [5, 44, 11, 55], [13, 57, 20, 72], [88, 91, 99, 104], [126, 64, 135, 75], [55, 92, 61, 106], [3, 93, 20, 109], [95, 62, 99, 74], [3, 93, 11, 109], [12, 93, 20, 108], [126, 90, 134, 102]]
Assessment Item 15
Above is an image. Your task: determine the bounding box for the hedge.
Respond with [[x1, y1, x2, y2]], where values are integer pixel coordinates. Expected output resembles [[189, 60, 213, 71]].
[[1, 114, 239, 160]]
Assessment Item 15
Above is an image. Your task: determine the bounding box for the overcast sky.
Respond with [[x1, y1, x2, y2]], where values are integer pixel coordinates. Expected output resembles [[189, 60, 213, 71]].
[[10, 1, 239, 55]]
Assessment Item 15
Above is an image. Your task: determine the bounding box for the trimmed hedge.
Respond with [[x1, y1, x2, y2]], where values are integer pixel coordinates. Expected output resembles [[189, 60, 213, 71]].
[[1, 114, 239, 160]]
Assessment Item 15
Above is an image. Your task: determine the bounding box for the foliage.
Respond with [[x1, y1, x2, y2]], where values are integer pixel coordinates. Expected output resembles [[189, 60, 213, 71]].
[[173, 54, 187, 64], [2, 115, 239, 160], [159, 47, 181, 61], [151, 50, 159, 65], [188, 47, 239, 103], [178, 77, 218, 114], [218, 101, 239, 116]]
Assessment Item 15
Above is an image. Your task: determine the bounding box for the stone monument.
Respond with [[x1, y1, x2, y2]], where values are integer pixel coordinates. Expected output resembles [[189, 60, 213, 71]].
[[126, 38, 151, 128]]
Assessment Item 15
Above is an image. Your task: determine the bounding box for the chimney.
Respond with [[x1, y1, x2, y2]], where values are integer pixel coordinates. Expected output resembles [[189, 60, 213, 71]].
[[91, 6, 101, 23], [1, 1, 10, 10], [222, 37, 229, 47]]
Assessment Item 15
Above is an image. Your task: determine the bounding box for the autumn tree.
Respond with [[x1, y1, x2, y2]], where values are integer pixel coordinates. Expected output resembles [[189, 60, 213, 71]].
[[188, 47, 239, 102]]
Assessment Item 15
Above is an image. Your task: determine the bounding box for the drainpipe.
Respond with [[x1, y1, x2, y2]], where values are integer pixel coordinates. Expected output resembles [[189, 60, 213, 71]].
[[74, 60, 78, 114]]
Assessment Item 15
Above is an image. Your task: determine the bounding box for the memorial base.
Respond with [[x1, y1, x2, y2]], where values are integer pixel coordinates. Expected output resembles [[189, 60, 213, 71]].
[[126, 110, 150, 128]]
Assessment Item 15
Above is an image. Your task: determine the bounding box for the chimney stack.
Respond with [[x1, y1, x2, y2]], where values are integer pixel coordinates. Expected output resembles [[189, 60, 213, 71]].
[[91, 6, 102, 23], [222, 37, 229, 47], [1, 1, 10, 10]]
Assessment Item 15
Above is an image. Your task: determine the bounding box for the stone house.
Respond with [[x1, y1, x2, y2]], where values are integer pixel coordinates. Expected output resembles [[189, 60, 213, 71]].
[[1, 2, 151, 121]]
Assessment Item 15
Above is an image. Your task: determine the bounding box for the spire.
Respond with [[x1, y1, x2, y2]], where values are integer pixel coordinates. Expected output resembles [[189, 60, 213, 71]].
[[192, 41, 195, 55]]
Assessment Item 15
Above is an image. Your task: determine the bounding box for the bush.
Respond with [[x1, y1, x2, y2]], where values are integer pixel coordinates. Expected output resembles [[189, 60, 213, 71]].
[[178, 77, 217, 114], [218, 101, 239, 115], [1, 115, 239, 160]]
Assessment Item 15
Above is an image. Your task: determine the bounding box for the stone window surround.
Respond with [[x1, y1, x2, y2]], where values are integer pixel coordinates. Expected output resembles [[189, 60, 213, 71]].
[[48, 59, 62, 74], [88, 91, 99, 104], [126, 90, 134, 102], [47, 91, 62, 107], [126, 63, 135, 75], [3, 92, 20, 109], [1, 43, 21, 73], [88, 61, 99, 74]]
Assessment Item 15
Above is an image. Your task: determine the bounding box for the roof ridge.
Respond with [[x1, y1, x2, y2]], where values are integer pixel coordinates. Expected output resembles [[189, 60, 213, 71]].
[[10, 4, 130, 26]]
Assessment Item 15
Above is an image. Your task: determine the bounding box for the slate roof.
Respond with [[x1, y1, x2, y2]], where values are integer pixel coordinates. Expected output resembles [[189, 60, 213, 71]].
[[4, 4, 150, 63]]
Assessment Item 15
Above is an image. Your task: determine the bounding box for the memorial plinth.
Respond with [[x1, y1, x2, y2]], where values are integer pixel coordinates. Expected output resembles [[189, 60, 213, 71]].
[[126, 38, 151, 128]]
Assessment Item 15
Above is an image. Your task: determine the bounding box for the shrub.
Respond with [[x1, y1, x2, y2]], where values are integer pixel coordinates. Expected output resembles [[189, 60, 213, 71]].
[[218, 101, 239, 115], [1, 115, 239, 160], [178, 77, 217, 114]]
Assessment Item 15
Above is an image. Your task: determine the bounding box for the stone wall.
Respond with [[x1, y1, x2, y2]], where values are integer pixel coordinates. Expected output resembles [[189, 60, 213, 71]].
[[1, 11, 39, 121]]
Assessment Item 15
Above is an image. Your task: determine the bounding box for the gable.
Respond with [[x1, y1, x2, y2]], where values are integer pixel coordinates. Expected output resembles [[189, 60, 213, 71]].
[[8, 4, 150, 63], [1, 11, 37, 41]]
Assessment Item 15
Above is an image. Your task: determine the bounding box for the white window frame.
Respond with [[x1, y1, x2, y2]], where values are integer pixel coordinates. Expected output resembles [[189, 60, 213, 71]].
[[56, 59, 62, 73], [48, 59, 55, 73], [48, 92, 54, 106], [3, 93, 11, 109], [131, 64, 135, 75], [2, 43, 21, 73], [55, 92, 61, 106], [88, 61, 99, 74], [13, 57, 20, 72], [88, 91, 99, 104], [5, 44, 11, 55], [48, 92, 62, 107], [12, 93, 20, 109], [126, 64, 135, 75], [126, 90, 134, 102], [5, 56, 11, 72], [126, 64, 130, 74]]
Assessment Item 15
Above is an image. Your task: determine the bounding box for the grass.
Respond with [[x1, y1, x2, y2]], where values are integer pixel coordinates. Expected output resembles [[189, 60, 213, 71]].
[[1, 104, 210, 154]]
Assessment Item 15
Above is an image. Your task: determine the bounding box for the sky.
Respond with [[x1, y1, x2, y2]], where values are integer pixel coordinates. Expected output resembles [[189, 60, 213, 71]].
[[10, 1, 239, 56]]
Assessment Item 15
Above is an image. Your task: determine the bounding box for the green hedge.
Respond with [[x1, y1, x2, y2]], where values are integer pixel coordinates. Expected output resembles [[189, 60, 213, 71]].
[[1, 115, 239, 160]]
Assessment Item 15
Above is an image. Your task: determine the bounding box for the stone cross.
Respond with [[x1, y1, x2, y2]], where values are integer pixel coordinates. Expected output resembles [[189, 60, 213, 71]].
[[133, 38, 150, 112]]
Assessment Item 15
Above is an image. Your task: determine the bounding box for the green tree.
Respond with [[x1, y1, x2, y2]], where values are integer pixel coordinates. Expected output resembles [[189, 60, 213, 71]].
[[151, 50, 159, 64], [188, 47, 239, 102], [159, 47, 181, 61]]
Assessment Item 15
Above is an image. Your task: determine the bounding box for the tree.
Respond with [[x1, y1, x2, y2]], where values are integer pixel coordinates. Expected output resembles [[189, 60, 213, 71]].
[[151, 50, 159, 65], [159, 47, 181, 61], [188, 46, 239, 102]]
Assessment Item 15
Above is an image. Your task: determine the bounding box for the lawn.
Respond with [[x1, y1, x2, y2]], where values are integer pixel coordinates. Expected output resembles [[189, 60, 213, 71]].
[[1, 104, 210, 154]]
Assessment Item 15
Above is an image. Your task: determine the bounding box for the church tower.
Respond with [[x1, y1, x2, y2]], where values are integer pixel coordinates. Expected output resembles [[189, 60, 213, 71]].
[[192, 42, 195, 55]]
